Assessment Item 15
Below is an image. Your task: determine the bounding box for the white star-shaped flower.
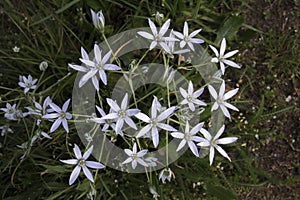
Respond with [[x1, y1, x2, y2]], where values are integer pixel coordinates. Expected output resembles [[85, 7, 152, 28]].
[[197, 125, 238, 165], [68, 44, 120, 90], [122, 142, 148, 169], [0, 103, 23, 121], [180, 81, 206, 111], [18, 75, 37, 94], [173, 21, 204, 51], [60, 144, 105, 185], [25, 96, 52, 125], [137, 18, 177, 52], [90, 106, 116, 132], [208, 81, 239, 118], [167, 30, 190, 58], [42, 99, 72, 133], [135, 96, 177, 148], [100, 93, 140, 135], [171, 121, 205, 157], [158, 168, 174, 184], [209, 38, 240, 74]]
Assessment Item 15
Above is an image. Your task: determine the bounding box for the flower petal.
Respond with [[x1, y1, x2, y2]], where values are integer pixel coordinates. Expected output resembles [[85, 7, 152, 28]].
[[99, 69, 107, 85], [213, 125, 225, 140], [208, 85, 218, 100], [220, 104, 231, 118], [82, 165, 94, 182], [137, 31, 154, 40], [188, 141, 199, 157], [151, 127, 159, 148], [86, 161, 105, 169], [148, 18, 157, 35], [60, 159, 78, 165], [200, 128, 212, 140], [223, 59, 240, 68], [157, 123, 177, 132], [190, 122, 204, 135], [135, 113, 150, 123], [62, 119, 69, 133], [220, 38, 226, 56], [50, 118, 62, 132], [215, 145, 231, 161], [224, 50, 238, 58], [159, 19, 170, 36], [224, 102, 239, 112], [156, 106, 177, 121], [69, 165, 81, 185], [83, 145, 93, 160], [176, 139, 186, 152], [106, 98, 120, 112], [171, 131, 184, 139], [124, 116, 137, 130], [217, 137, 238, 145], [224, 88, 239, 100], [209, 146, 215, 165], [73, 144, 82, 159], [136, 125, 151, 138], [102, 50, 112, 65], [94, 44, 102, 63]]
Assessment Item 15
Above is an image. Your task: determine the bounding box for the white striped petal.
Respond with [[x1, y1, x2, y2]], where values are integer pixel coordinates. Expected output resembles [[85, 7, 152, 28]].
[[60, 159, 77, 165], [188, 141, 199, 157], [82, 165, 94, 182], [86, 161, 105, 169], [217, 137, 238, 145], [69, 165, 81, 185]]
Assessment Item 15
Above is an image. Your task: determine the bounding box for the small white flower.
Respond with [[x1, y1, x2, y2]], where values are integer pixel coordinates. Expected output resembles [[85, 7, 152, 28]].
[[162, 65, 176, 83], [144, 156, 158, 167], [167, 30, 190, 58], [159, 168, 174, 184], [12, 46, 20, 52], [137, 18, 177, 52], [42, 99, 72, 133], [17, 135, 38, 160], [135, 96, 177, 148], [90, 9, 105, 30], [149, 186, 160, 199], [0, 125, 13, 136], [60, 144, 105, 185], [90, 106, 116, 132], [39, 61, 48, 71], [197, 125, 238, 165], [100, 93, 140, 135], [285, 95, 292, 102], [208, 81, 239, 118], [209, 38, 240, 74], [0, 103, 23, 121], [18, 75, 38, 94], [69, 44, 120, 89], [122, 142, 148, 169], [180, 81, 206, 111], [152, 11, 164, 21], [171, 121, 205, 157], [38, 130, 52, 139], [25, 96, 52, 125], [173, 21, 204, 51], [84, 133, 93, 142]]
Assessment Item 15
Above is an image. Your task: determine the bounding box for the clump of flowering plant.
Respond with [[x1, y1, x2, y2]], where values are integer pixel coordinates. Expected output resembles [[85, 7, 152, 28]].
[[0, 8, 242, 199]]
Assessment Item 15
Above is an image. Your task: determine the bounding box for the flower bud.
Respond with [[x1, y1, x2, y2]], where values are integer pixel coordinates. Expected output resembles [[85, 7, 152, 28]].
[[39, 61, 48, 71], [91, 9, 105, 31]]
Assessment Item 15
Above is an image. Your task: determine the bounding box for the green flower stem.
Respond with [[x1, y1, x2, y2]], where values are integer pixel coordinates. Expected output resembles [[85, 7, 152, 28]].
[[101, 33, 122, 69]]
